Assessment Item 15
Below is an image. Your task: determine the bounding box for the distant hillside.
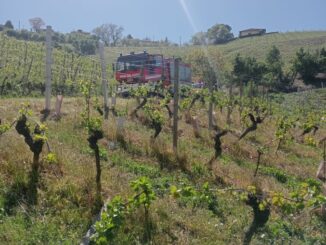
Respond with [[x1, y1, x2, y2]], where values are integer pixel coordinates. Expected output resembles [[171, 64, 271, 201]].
[[104, 31, 326, 70], [1, 31, 325, 96], [217, 31, 326, 69]]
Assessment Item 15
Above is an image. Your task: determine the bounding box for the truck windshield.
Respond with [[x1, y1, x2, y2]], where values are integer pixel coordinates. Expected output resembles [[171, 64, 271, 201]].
[[117, 54, 147, 72]]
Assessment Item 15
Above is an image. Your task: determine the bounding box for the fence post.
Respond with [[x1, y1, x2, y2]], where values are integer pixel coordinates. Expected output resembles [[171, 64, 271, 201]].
[[99, 41, 109, 119], [173, 58, 180, 153], [44, 25, 52, 116]]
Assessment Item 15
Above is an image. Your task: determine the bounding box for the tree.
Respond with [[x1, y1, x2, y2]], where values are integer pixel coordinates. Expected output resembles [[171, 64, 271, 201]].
[[29, 17, 45, 32], [264, 46, 289, 90], [79, 39, 96, 55], [68, 32, 98, 55], [317, 47, 326, 71], [233, 54, 265, 84], [92, 24, 111, 45], [191, 31, 207, 45], [266, 46, 283, 81], [109, 24, 124, 46], [206, 24, 234, 44], [185, 49, 217, 84], [4, 20, 14, 29], [291, 48, 319, 85], [232, 54, 266, 105], [92, 23, 124, 46], [233, 54, 247, 81]]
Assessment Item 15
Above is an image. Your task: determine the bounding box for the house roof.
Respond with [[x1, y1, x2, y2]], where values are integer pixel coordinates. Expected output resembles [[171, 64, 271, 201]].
[[240, 28, 266, 33]]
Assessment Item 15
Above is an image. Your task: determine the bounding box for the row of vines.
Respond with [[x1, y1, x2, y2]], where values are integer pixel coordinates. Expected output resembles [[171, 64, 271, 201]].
[[0, 33, 113, 97], [0, 31, 325, 244], [2, 79, 325, 244]]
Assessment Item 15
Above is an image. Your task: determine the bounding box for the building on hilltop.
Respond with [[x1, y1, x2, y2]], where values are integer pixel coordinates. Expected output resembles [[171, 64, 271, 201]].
[[239, 28, 266, 38]]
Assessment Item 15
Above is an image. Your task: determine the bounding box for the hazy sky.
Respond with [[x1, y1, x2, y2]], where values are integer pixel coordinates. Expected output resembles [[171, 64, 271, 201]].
[[1, 0, 326, 43]]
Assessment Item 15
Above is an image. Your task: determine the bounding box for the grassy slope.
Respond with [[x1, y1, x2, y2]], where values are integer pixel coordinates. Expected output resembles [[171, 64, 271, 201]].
[[104, 31, 326, 70], [0, 31, 326, 244], [1, 30, 325, 96], [0, 89, 325, 244]]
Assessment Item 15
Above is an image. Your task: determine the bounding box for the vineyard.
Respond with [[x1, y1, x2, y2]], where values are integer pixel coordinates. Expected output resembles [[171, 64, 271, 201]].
[[2, 31, 326, 97], [0, 33, 109, 97], [103, 31, 326, 71], [0, 31, 326, 245]]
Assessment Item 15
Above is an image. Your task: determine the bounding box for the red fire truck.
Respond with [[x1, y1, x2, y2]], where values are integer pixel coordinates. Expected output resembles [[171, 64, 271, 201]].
[[115, 51, 191, 87]]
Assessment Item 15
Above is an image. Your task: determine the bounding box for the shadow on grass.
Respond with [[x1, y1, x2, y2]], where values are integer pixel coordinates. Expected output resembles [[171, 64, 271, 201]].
[[3, 170, 39, 214], [3, 178, 28, 214]]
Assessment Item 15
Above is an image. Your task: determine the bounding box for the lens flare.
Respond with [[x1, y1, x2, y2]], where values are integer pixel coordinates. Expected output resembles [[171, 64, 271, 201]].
[[178, 0, 220, 83]]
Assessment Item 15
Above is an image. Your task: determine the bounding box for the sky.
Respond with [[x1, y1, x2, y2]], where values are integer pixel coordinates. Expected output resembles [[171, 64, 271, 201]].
[[1, 0, 326, 43]]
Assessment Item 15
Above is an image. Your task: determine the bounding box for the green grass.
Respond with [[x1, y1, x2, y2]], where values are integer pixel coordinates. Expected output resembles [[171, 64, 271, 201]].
[[1, 29, 326, 244], [104, 31, 326, 70], [0, 91, 325, 244]]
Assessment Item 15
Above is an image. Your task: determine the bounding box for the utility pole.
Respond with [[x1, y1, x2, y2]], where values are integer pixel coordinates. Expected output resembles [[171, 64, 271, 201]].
[[173, 58, 180, 153], [99, 40, 109, 119], [44, 25, 52, 119]]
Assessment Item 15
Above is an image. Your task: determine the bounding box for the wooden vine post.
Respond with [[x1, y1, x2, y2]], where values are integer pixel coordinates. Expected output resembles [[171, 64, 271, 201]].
[[239, 79, 244, 117], [208, 75, 216, 130], [226, 83, 233, 125], [99, 40, 109, 119], [173, 58, 180, 153], [208, 90, 213, 130], [43, 25, 52, 121], [54, 95, 63, 119], [111, 63, 117, 111]]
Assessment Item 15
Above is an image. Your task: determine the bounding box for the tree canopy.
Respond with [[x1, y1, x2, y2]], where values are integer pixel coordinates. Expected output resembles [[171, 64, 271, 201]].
[[29, 17, 45, 32], [4, 20, 14, 29], [233, 54, 266, 84], [185, 49, 226, 88], [191, 23, 234, 45], [291, 48, 320, 85], [191, 32, 207, 45], [92, 23, 124, 46], [207, 24, 234, 44]]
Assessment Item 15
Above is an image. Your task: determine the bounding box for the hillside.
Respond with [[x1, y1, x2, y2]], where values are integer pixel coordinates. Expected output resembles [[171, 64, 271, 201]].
[[0, 88, 325, 244], [104, 31, 326, 70], [1, 31, 325, 97], [0, 32, 326, 244]]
